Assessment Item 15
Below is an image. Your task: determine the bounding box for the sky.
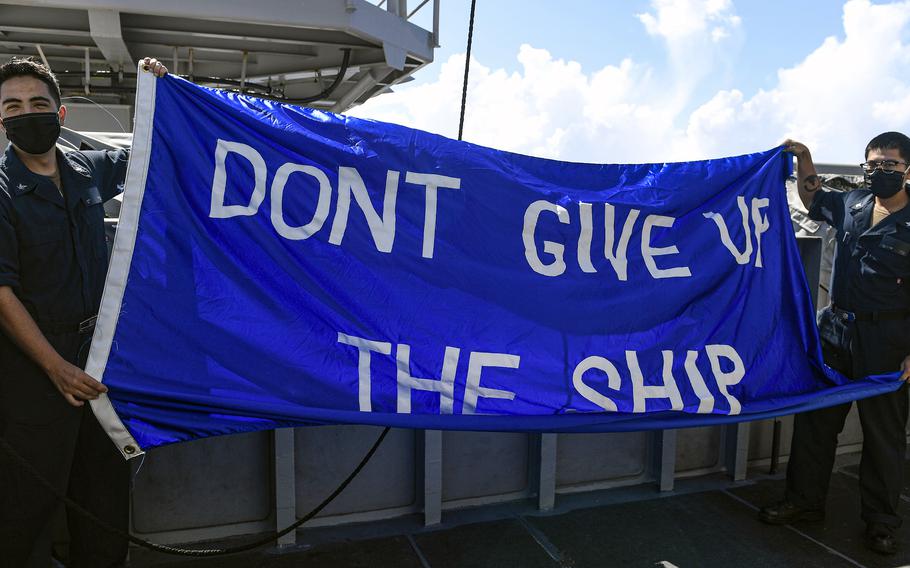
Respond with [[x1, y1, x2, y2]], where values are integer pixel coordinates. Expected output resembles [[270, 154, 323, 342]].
[[349, 0, 910, 165]]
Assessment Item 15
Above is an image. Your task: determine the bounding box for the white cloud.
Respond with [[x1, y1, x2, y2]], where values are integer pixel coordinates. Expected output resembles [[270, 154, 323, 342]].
[[349, 0, 910, 164], [637, 0, 741, 44], [689, 0, 910, 162]]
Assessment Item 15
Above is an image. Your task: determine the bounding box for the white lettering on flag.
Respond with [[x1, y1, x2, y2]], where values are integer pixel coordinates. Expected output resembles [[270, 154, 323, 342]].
[[684, 351, 715, 414], [641, 215, 692, 279], [337, 333, 392, 412], [603, 204, 640, 281], [210, 139, 268, 219], [463, 352, 520, 414], [329, 167, 400, 253], [706, 344, 746, 415], [396, 344, 460, 414], [751, 198, 771, 268], [523, 200, 570, 277], [704, 195, 771, 268], [270, 163, 332, 240], [572, 355, 622, 411], [404, 172, 462, 259], [629, 350, 684, 413]]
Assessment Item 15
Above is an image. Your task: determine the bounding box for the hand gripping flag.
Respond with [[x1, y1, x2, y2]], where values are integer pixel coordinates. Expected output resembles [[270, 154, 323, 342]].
[[87, 71, 900, 458]]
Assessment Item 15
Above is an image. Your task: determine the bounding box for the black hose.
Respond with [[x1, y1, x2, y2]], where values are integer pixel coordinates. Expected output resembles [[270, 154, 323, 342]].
[[0, 426, 390, 557], [54, 47, 353, 105], [275, 47, 353, 105]]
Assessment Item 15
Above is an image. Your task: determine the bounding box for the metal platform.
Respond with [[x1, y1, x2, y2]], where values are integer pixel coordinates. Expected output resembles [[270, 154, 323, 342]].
[[0, 0, 438, 112], [126, 451, 910, 568]]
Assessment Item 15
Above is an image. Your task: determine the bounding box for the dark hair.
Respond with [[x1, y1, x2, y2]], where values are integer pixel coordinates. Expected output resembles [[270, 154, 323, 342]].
[[0, 57, 61, 107], [865, 131, 910, 164]]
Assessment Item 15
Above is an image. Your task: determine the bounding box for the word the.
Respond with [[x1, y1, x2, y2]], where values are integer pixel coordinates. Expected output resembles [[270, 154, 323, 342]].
[[337, 333, 520, 415]]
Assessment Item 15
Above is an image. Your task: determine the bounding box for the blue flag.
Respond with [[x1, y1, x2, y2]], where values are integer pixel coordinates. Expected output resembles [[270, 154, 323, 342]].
[[87, 72, 900, 457]]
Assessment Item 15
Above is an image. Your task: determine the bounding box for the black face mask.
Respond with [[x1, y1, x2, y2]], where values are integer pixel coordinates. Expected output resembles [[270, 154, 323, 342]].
[[1, 111, 61, 155], [868, 169, 907, 199]]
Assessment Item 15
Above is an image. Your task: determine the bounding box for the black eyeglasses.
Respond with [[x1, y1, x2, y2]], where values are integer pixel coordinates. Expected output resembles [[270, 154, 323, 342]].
[[860, 159, 908, 174]]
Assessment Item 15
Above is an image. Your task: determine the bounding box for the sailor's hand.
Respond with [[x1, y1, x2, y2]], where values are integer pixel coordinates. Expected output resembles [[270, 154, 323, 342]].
[[141, 57, 168, 77], [46, 357, 108, 407], [900, 355, 910, 382], [783, 139, 811, 158]]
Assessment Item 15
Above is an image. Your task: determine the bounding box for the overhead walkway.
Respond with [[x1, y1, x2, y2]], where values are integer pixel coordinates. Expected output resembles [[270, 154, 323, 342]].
[[0, 0, 438, 111]]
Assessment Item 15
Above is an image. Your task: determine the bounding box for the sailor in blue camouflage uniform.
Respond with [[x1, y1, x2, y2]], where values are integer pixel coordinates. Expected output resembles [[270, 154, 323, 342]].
[[760, 132, 910, 556], [0, 57, 167, 568]]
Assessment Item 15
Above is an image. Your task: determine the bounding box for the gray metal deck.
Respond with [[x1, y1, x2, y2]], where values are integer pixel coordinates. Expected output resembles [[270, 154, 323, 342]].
[[126, 451, 910, 568]]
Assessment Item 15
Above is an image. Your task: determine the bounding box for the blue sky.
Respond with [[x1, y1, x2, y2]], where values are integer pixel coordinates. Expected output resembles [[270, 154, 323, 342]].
[[422, 0, 843, 97], [354, 0, 910, 164]]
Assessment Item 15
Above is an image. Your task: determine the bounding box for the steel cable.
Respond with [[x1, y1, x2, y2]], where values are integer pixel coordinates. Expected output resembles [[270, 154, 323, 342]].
[[457, 0, 478, 141]]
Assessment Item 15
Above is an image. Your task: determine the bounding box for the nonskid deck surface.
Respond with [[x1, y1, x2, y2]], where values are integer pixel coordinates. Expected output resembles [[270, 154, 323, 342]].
[[126, 453, 910, 568]]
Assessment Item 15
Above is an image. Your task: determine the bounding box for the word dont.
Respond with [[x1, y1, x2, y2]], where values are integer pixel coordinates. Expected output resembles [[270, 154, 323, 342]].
[[210, 139, 461, 258]]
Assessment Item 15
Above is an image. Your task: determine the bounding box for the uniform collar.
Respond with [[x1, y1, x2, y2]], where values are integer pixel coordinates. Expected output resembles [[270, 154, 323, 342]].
[[879, 201, 910, 235], [3, 143, 92, 182], [0, 143, 93, 209], [2, 143, 36, 195], [856, 190, 910, 237], [2, 144, 60, 206]]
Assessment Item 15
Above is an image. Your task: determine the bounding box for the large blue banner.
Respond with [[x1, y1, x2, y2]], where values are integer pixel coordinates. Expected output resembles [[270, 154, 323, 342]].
[[87, 73, 900, 457]]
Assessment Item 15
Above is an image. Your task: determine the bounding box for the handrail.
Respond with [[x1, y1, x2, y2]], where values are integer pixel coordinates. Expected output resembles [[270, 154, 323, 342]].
[[373, 0, 438, 47], [408, 0, 430, 19]]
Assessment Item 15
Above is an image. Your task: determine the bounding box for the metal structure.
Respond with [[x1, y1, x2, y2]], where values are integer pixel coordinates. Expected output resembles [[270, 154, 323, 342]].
[[0, 0, 438, 112]]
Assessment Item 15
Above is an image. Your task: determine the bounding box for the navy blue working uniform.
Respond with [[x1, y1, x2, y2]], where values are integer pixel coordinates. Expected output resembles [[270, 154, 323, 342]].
[[785, 187, 910, 528], [0, 143, 130, 567]]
